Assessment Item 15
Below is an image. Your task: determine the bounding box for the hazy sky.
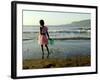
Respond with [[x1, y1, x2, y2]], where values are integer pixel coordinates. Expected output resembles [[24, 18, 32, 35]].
[[23, 10, 91, 25]]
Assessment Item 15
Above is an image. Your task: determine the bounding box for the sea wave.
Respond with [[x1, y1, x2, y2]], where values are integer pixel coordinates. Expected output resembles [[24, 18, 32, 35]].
[[22, 36, 90, 41], [23, 29, 90, 33]]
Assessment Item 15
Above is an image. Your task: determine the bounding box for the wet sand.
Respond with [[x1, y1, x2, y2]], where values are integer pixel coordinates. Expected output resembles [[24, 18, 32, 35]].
[[23, 55, 90, 69]]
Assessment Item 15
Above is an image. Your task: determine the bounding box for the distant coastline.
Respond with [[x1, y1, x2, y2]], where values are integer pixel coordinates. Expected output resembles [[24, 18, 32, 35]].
[[23, 19, 90, 28]]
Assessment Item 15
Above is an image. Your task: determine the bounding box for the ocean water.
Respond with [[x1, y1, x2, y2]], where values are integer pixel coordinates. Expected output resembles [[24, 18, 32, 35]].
[[22, 26, 91, 59], [22, 26, 90, 40]]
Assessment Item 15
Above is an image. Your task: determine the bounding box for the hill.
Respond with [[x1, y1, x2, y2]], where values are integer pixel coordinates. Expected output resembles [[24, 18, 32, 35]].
[[67, 19, 91, 27]]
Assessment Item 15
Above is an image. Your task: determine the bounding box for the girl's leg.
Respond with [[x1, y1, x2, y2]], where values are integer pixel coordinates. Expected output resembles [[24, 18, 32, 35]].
[[45, 45, 50, 58], [41, 45, 44, 59]]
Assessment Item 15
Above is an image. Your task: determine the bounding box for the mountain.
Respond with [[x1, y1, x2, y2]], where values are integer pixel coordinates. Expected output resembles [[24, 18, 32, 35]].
[[46, 19, 91, 27], [67, 19, 91, 27]]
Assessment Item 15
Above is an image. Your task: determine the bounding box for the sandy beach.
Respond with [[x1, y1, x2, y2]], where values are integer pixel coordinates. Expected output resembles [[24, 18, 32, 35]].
[[23, 55, 90, 69]]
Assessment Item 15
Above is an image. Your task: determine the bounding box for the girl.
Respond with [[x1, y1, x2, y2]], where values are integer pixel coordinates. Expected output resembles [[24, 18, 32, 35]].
[[38, 20, 50, 59]]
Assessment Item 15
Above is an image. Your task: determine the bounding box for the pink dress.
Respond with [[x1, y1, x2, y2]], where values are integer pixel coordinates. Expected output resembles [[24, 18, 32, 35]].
[[38, 26, 48, 45]]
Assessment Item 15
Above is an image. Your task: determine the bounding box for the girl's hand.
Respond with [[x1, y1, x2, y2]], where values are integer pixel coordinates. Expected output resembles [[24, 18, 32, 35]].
[[49, 38, 51, 40]]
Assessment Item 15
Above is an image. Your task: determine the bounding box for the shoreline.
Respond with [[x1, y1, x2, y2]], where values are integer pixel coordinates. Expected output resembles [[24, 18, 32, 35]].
[[23, 37, 90, 41], [51, 37, 90, 40], [23, 55, 90, 69]]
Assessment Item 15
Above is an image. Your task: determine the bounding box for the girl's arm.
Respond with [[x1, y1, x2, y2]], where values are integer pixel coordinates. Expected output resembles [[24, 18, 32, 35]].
[[40, 27, 42, 35], [46, 27, 50, 39], [46, 31, 50, 39]]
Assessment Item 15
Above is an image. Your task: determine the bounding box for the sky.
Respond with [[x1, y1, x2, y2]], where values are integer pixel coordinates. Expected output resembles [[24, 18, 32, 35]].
[[23, 10, 91, 26]]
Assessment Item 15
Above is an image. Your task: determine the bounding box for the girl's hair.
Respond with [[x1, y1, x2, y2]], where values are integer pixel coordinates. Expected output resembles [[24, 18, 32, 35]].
[[39, 20, 44, 26]]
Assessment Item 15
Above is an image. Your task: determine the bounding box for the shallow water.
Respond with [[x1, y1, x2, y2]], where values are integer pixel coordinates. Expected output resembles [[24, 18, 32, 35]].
[[22, 39, 90, 59]]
